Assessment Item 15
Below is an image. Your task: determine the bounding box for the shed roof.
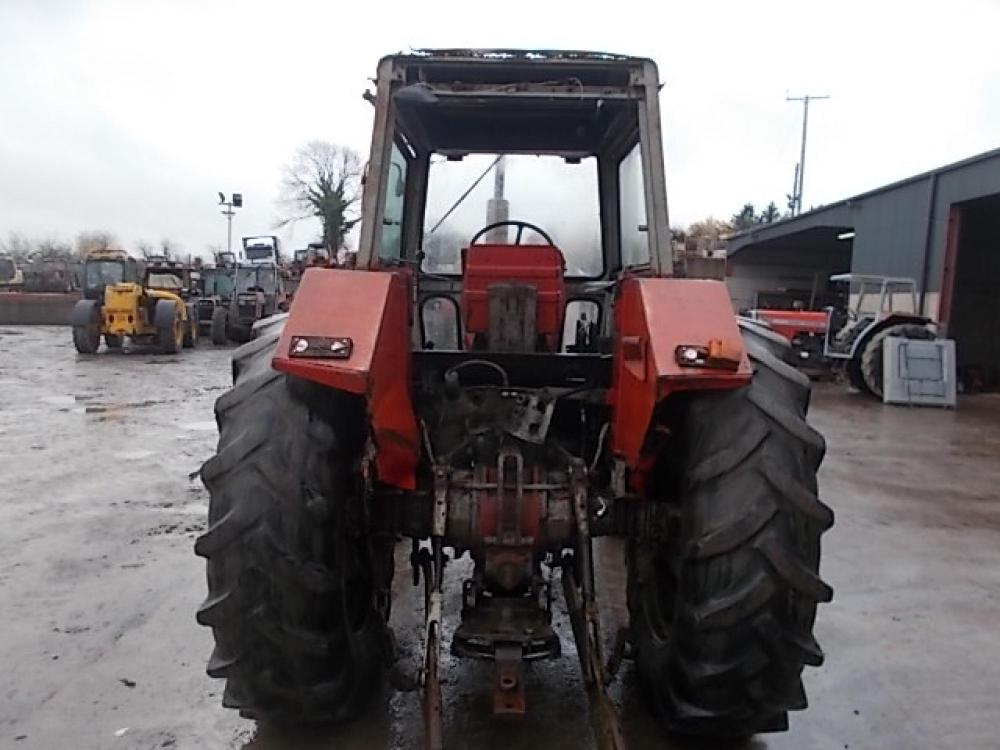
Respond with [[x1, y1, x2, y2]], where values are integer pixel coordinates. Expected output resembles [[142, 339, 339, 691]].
[[726, 144, 1000, 256]]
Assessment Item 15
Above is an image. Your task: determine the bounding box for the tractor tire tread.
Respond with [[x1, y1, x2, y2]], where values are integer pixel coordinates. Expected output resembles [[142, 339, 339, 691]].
[[195, 332, 383, 726], [859, 323, 934, 399], [630, 330, 833, 738]]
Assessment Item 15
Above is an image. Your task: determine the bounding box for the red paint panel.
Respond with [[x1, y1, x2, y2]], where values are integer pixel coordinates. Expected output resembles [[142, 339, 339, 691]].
[[609, 277, 752, 471], [272, 267, 420, 490], [751, 309, 828, 341]]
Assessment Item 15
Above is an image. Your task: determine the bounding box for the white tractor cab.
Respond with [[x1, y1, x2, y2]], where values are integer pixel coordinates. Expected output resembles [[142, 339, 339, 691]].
[[0, 254, 24, 290], [241, 235, 281, 265], [823, 273, 935, 398]]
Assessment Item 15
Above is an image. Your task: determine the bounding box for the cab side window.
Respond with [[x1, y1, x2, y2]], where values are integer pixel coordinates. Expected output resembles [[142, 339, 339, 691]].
[[619, 143, 649, 267], [380, 143, 408, 261]]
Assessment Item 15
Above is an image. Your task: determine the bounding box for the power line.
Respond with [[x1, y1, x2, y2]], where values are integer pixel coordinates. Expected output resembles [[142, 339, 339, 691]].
[[786, 93, 829, 215]]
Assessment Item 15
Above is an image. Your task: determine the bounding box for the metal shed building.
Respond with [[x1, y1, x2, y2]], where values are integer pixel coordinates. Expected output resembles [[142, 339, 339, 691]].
[[725, 146, 1000, 385]]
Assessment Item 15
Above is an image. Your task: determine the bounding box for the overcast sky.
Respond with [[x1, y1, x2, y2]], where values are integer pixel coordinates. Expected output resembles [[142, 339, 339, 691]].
[[2, 0, 998, 258]]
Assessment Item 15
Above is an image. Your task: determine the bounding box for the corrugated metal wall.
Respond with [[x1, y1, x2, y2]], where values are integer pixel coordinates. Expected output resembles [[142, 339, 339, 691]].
[[727, 149, 1000, 321]]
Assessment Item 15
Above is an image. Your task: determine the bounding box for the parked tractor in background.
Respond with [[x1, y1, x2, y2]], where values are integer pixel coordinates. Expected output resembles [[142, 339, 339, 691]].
[[196, 50, 833, 747], [823, 273, 936, 398], [292, 242, 332, 272], [71, 250, 197, 354], [22, 254, 79, 293], [745, 306, 830, 371], [0, 254, 24, 291], [241, 235, 281, 265], [209, 262, 288, 345], [194, 264, 236, 335], [286, 243, 332, 297]]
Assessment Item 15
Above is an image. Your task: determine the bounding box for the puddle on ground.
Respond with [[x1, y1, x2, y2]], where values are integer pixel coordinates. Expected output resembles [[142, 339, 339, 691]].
[[120, 450, 156, 460], [41, 395, 77, 407], [181, 421, 217, 432], [84, 399, 164, 415]]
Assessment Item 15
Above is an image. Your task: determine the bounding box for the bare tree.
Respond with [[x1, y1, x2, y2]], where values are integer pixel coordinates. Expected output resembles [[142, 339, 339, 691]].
[[76, 230, 120, 257], [36, 237, 74, 259], [159, 238, 179, 259], [277, 141, 362, 253], [686, 216, 733, 240], [136, 240, 155, 259], [0, 231, 34, 260]]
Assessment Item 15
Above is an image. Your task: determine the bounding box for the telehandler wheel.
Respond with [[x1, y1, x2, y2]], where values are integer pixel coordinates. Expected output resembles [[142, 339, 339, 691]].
[[211, 306, 229, 346], [104, 334, 123, 349], [195, 327, 385, 726], [628, 327, 833, 739], [860, 323, 934, 399], [156, 304, 183, 354], [72, 314, 101, 354]]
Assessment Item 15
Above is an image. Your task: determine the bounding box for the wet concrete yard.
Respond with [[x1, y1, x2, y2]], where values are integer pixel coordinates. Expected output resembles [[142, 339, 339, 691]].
[[2, 325, 999, 749]]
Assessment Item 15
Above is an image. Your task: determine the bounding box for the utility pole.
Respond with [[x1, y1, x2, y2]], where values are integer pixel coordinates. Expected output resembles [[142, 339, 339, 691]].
[[485, 156, 508, 243], [787, 163, 800, 215], [217, 192, 243, 256], [786, 94, 829, 215]]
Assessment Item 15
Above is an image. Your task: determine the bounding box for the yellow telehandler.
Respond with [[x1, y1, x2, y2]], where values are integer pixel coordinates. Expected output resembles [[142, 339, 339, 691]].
[[71, 250, 197, 354]]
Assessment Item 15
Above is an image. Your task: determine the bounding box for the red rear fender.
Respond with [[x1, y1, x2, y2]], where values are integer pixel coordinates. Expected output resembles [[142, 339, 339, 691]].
[[609, 278, 752, 471], [272, 268, 419, 489]]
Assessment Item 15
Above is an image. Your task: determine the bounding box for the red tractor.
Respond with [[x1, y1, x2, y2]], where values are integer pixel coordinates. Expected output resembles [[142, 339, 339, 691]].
[[745, 307, 830, 369], [196, 50, 832, 746]]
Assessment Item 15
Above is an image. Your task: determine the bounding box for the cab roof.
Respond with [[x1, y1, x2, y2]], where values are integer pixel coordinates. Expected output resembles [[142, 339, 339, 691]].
[[384, 49, 658, 157]]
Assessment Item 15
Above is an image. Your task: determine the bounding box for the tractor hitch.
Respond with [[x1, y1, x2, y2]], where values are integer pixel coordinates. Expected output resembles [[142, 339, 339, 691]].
[[412, 458, 630, 749]]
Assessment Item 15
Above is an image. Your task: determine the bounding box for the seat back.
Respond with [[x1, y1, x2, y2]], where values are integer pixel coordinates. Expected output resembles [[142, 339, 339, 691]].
[[461, 244, 566, 352]]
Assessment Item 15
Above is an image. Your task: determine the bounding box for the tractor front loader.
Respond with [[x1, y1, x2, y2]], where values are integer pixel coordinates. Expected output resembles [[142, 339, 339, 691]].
[[196, 50, 833, 747], [72, 250, 197, 354]]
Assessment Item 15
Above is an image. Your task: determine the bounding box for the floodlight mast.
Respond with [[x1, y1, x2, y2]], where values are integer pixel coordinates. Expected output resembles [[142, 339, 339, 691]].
[[218, 192, 243, 256]]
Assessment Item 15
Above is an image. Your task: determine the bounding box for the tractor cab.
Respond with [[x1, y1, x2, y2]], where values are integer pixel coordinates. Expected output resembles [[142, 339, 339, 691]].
[[242, 235, 280, 265], [0, 254, 24, 290], [143, 257, 192, 297], [234, 263, 278, 295], [352, 51, 671, 362], [82, 251, 139, 300], [824, 273, 922, 358], [210, 263, 288, 344], [822, 273, 934, 396]]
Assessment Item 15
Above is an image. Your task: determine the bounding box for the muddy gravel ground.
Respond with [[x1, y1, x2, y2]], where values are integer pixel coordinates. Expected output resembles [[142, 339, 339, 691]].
[[2, 325, 1000, 750]]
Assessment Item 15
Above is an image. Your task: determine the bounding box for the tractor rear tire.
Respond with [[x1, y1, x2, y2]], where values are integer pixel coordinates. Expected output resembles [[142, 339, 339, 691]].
[[195, 327, 384, 726], [860, 323, 934, 399], [845, 356, 870, 395], [211, 306, 229, 346], [628, 326, 833, 738]]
